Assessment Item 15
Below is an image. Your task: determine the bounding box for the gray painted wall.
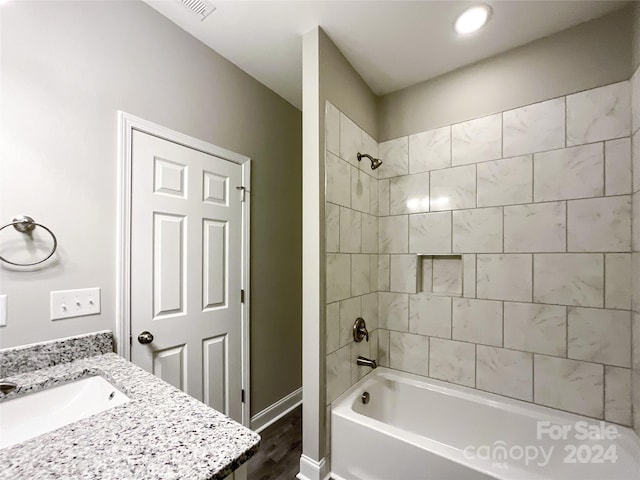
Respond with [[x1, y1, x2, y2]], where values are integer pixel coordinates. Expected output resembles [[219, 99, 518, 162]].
[[319, 31, 378, 141], [378, 7, 634, 141], [0, 0, 302, 415], [633, 3, 640, 71]]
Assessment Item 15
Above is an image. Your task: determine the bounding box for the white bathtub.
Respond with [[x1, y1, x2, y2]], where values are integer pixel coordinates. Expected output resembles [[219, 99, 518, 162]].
[[331, 368, 640, 480]]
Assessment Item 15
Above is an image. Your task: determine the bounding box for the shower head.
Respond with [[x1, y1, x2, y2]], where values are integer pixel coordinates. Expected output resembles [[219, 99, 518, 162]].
[[357, 152, 383, 171]]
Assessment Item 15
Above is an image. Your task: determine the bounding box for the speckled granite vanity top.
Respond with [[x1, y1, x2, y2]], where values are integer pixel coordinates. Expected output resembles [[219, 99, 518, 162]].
[[0, 331, 260, 479]]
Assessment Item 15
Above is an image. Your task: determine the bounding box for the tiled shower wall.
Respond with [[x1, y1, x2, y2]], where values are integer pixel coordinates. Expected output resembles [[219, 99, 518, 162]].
[[375, 81, 634, 425], [325, 102, 380, 407], [632, 65, 640, 435]]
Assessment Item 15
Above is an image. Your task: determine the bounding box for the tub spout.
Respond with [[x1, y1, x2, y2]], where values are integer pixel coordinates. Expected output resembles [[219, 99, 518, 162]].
[[356, 356, 377, 369]]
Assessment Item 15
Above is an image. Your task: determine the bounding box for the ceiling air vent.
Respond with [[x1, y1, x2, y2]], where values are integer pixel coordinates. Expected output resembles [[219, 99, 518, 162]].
[[180, 0, 215, 21]]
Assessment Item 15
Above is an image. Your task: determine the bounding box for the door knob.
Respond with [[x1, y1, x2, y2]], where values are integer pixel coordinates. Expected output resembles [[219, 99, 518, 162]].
[[137, 331, 154, 344]]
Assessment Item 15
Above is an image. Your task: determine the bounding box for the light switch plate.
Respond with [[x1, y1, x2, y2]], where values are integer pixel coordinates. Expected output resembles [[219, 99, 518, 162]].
[[50, 288, 101, 321], [0, 295, 7, 327]]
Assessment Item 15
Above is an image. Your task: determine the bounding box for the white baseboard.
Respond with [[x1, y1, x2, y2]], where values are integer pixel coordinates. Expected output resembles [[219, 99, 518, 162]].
[[250, 387, 302, 433], [296, 454, 331, 480]]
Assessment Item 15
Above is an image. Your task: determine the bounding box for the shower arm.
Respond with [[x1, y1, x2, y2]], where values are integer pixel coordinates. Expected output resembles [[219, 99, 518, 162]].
[[357, 152, 374, 162]]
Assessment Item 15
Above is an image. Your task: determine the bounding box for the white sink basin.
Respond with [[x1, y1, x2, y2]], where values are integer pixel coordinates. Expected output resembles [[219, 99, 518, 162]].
[[0, 376, 130, 449]]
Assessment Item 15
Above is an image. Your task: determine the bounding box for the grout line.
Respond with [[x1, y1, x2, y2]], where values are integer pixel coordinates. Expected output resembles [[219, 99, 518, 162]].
[[501, 301, 505, 348], [565, 307, 569, 358], [564, 96, 568, 148]]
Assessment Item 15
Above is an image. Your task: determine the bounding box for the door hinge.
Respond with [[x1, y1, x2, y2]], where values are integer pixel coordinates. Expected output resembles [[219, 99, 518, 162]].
[[241, 389, 246, 403], [241, 289, 245, 303], [236, 185, 247, 202]]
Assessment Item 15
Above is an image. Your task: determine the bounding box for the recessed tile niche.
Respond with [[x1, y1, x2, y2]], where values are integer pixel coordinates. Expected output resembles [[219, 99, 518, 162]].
[[420, 255, 463, 296], [389, 254, 463, 295]]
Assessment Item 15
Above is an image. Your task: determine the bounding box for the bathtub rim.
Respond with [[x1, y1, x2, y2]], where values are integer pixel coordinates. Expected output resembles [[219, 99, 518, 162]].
[[330, 367, 640, 480], [333, 367, 640, 435]]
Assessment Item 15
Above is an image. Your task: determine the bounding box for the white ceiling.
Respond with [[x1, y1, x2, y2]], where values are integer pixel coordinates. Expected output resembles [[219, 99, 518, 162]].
[[146, 0, 628, 110]]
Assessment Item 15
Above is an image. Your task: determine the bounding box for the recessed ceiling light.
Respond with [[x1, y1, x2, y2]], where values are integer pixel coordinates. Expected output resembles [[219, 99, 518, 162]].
[[454, 4, 492, 35]]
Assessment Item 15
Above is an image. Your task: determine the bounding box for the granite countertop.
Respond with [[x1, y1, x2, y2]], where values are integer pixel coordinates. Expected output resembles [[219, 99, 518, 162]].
[[0, 337, 260, 480]]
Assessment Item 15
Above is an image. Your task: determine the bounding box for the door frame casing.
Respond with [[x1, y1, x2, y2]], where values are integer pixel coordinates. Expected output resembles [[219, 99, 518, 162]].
[[116, 111, 251, 426]]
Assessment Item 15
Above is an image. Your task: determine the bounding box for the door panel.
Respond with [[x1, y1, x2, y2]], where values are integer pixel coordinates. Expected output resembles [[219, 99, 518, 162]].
[[153, 344, 187, 391], [131, 130, 243, 422], [203, 334, 228, 414], [203, 219, 227, 309], [153, 213, 185, 317]]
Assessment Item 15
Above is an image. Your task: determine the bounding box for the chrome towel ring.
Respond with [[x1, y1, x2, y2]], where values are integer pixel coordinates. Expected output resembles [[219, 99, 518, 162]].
[[0, 216, 58, 266]]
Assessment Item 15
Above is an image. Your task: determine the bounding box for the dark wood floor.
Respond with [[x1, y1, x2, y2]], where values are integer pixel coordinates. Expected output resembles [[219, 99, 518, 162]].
[[247, 405, 302, 480]]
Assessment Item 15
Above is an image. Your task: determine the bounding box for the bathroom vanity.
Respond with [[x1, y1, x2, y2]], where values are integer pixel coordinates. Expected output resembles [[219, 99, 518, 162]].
[[0, 331, 260, 479]]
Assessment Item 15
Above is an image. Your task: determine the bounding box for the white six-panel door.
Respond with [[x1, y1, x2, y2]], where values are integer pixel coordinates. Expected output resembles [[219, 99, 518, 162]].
[[130, 130, 243, 423]]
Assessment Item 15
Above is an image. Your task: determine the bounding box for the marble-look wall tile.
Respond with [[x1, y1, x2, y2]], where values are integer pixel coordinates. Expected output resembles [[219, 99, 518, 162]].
[[351, 339, 371, 384], [326, 152, 351, 207], [370, 330, 379, 363], [504, 302, 566, 356], [463, 254, 476, 298], [453, 207, 502, 253], [378, 179, 389, 216], [361, 214, 378, 254], [452, 298, 502, 347], [378, 292, 409, 331], [326, 345, 351, 404], [605, 253, 631, 310], [390, 254, 418, 293], [409, 212, 452, 254], [632, 254, 640, 313], [420, 256, 433, 292], [340, 113, 362, 167], [339, 207, 362, 253], [533, 254, 603, 307], [326, 102, 340, 156], [476, 155, 533, 207], [326, 302, 340, 354], [409, 126, 451, 173], [351, 254, 370, 297], [378, 329, 390, 367], [604, 366, 632, 426], [477, 254, 532, 302], [567, 196, 631, 252], [379, 215, 409, 253], [605, 138, 632, 196], [534, 144, 604, 202], [326, 203, 340, 253], [504, 202, 566, 253], [369, 255, 378, 293], [378, 137, 409, 179], [633, 67, 640, 134], [633, 133, 640, 193], [634, 193, 640, 251], [389, 173, 430, 215], [567, 81, 631, 145], [477, 346, 533, 401], [503, 98, 565, 157], [568, 307, 631, 368], [362, 292, 378, 331], [339, 296, 361, 348], [390, 331, 429, 377], [433, 256, 462, 295], [378, 254, 390, 291], [430, 164, 476, 211], [327, 254, 351, 303], [351, 167, 370, 213], [534, 355, 603, 418], [451, 113, 502, 166], [369, 177, 379, 216], [429, 338, 476, 387], [409, 293, 452, 338]]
